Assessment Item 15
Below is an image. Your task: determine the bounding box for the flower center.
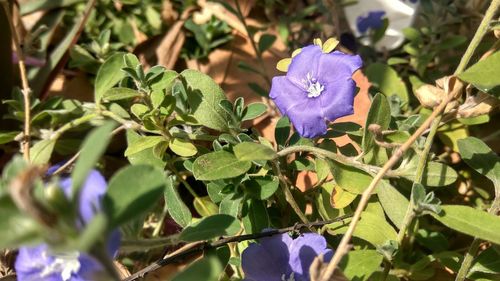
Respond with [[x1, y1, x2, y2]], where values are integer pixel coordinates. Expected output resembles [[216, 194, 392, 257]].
[[39, 250, 81, 281], [302, 72, 324, 98]]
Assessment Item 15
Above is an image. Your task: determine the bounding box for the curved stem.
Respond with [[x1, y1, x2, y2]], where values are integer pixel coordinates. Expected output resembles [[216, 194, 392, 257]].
[[272, 160, 310, 224], [50, 113, 99, 140]]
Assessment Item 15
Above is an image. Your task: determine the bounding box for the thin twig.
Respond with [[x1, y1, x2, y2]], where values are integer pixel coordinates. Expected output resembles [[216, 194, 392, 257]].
[[123, 216, 352, 281], [2, 1, 31, 161]]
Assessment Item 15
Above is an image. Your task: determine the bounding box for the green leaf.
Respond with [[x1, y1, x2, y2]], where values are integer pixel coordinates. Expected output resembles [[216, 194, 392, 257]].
[[242, 199, 270, 234], [469, 247, 500, 275], [330, 162, 376, 194], [432, 205, 500, 245], [71, 122, 115, 194], [125, 130, 166, 168], [172, 252, 223, 281], [396, 161, 458, 187], [169, 138, 198, 157], [458, 51, 500, 95], [275, 116, 291, 146], [94, 52, 126, 104], [458, 137, 500, 188], [0, 196, 41, 249], [329, 212, 397, 246], [377, 182, 409, 229], [316, 182, 340, 220], [0, 131, 19, 145], [20, 0, 84, 15], [194, 197, 219, 217], [104, 165, 165, 227], [180, 214, 240, 242], [29, 139, 56, 165], [219, 193, 244, 217], [193, 151, 252, 181], [242, 103, 267, 121], [315, 158, 330, 183], [438, 35, 467, 50], [76, 213, 108, 252], [233, 142, 276, 161], [164, 176, 192, 227], [361, 93, 391, 158], [258, 34, 277, 53], [339, 250, 383, 281], [102, 87, 141, 101], [365, 63, 409, 106], [124, 136, 164, 157], [244, 176, 279, 200], [331, 184, 357, 209], [181, 69, 231, 131]]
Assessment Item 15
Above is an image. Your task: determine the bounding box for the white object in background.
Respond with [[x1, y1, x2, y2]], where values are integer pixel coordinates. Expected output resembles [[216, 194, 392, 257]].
[[344, 0, 420, 50]]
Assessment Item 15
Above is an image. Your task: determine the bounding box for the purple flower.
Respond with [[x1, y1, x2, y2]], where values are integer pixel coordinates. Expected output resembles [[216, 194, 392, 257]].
[[15, 169, 120, 281], [241, 232, 333, 281], [270, 45, 362, 138], [356, 11, 386, 33]]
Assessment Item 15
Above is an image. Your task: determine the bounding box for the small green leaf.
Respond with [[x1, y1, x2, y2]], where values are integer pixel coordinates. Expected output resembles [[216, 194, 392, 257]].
[[315, 158, 330, 183], [169, 138, 198, 157], [330, 162, 376, 194], [104, 165, 165, 227], [219, 193, 244, 217], [29, 139, 56, 165], [396, 161, 458, 187], [95, 52, 126, 104], [361, 93, 391, 159], [432, 205, 500, 245], [181, 69, 231, 131], [180, 214, 240, 241], [242, 103, 267, 121], [275, 116, 291, 146], [244, 176, 279, 200], [258, 34, 276, 53], [233, 142, 276, 161], [171, 253, 223, 281], [329, 212, 397, 247], [164, 176, 192, 227], [102, 87, 141, 101], [469, 247, 500, 275], [276, 58, 292, 72], [365, 63, 409, 106], [124, 136, 164, 157], [242, 199, 270, 234], [125, 130, 166, 168], [458, 137, 500, 188], [340, 250, 384, 281], [377, 182, 409, 229], [458, 51, 500, 95], [0, 196, 41, 249], [71, 122, 116, 194], [331, 184, 357, 209], [322, 37, 339, 53], [0, 131, 19, 145], [193, 151, 252, 181], [194, 197, 219, 217]]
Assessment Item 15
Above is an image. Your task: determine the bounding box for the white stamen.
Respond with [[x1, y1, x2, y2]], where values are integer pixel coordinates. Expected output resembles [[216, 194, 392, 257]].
[[302, 72, 324, 98], [39, 250, 81, 281]]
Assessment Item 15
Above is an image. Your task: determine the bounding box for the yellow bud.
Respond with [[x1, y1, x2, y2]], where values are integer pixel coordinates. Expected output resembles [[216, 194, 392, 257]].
[[276, 58, 292, 72], [322, 38, 339, 53]]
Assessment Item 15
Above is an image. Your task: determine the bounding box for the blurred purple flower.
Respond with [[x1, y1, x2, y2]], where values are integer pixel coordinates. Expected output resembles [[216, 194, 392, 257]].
[[241, 232, 333, 281], [15, 168, 120, 281], [270, 45, 362, 138], [12, 52, 46, 67], [356, 11, 386, 33]]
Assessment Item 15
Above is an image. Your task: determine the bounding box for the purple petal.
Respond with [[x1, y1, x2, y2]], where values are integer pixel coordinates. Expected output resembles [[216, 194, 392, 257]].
[[356, 11, 386, 33], [77, 170, 107, 224], [319, 78, 356, 122], [286, 99, 328, 138], [288, 233, 334, 279], [318, 51, 363, 78], [241, 233, 293, 281], [286, 45, 322, 87], [269, 76, 307, 116]]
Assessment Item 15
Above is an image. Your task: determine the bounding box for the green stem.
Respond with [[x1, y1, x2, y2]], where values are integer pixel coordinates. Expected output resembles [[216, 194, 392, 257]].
[[170, 164, 212, 216], [454, 0, 500, 74], [120, 235, 180, 252], [90, 245, 120, 281], [152, 204, 169, 237], [276, 145, 393, 177], [455, 195, 500, 281], [396, 116, 442, 244], [50, 113, 99, 140], [272, 160, 310, 224]]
